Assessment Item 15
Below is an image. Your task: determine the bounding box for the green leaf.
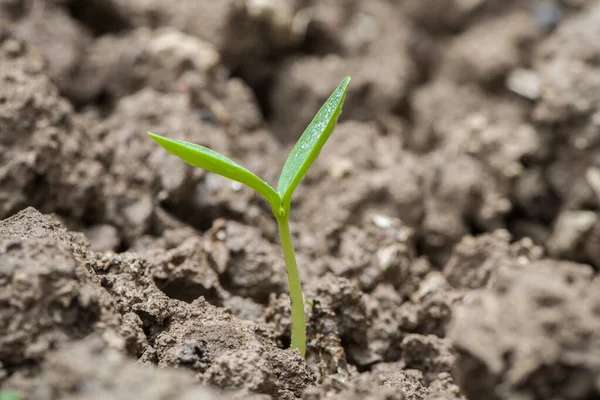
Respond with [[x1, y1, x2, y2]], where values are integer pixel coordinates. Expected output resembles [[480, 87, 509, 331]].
[[0, 391, 22, 400], [277, 76, 350, 206], [148, 132, 280, 209]]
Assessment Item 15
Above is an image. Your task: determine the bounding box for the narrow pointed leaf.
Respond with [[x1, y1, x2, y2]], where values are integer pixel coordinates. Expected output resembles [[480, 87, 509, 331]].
[[277, 76, 350, 206], [148, 132, 280, 208]]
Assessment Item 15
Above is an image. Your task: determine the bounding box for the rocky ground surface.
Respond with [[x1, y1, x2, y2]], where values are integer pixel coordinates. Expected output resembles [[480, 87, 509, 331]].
[[2, 0, 600, 399]]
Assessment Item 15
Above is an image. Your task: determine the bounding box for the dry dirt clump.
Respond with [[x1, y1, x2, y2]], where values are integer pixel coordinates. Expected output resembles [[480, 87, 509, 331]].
[[0, 208, 116, 372], [451, 260, 600, 400], [5, 336, 220, 400], [269, 0, 418, 143], [85, 244, 314, 399], [1, 207, 315, 399], [531, 5, 600, 268], [0, 29, 104, 221]]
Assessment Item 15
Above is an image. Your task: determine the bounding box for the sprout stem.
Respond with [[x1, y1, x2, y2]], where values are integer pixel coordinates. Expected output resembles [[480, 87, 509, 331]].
[[276, 216, 306, 357]]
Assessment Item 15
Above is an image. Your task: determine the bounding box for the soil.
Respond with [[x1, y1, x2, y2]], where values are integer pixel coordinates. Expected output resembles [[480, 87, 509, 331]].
[[1, 0, 600, 399]]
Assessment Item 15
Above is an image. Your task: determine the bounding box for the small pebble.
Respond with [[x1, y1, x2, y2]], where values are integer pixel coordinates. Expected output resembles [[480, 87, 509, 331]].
[[506, 68, 540, 100], [2, 39, 21, 57], [533, 1, 562, 31]]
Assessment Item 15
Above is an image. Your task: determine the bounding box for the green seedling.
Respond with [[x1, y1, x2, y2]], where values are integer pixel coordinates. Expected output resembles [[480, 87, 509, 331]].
[[149, 76, 350, 357], [0, 391, 22, 400]]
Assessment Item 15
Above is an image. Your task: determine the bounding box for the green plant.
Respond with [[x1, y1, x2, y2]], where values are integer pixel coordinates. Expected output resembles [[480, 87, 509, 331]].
[[148, 76, 350, 357], [0, 391, 22, 400]]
